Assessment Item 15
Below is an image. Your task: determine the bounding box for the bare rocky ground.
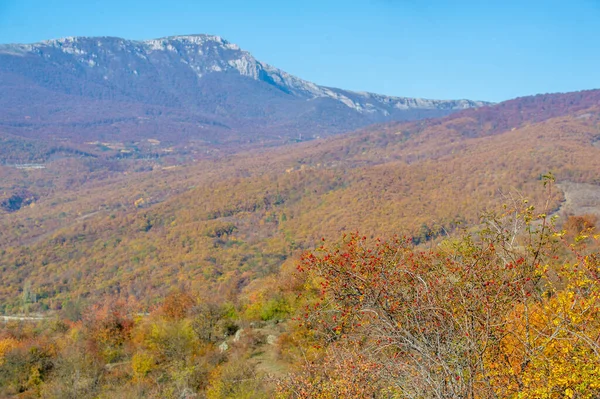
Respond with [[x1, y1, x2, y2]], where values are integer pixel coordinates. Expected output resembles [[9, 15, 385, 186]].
[[557, 181, 600, 217], [219, 320, 290, 377], [0, 314, 47, 322]]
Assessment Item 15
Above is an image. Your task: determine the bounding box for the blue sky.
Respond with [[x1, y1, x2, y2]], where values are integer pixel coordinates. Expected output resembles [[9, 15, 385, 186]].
[[0, 0, 598, 102]]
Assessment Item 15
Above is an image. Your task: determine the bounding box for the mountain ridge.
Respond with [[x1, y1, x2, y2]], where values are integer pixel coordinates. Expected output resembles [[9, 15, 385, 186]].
[[0, 34, 488, 111], [0, 34, 489, 150]]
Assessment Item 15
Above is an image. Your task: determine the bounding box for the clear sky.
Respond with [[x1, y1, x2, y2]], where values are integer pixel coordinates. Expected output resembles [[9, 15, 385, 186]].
[[0, 0, 598, 102]]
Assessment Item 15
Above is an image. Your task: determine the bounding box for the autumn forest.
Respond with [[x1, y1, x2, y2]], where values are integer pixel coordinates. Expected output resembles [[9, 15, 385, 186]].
[[0, 85, 599, 398]]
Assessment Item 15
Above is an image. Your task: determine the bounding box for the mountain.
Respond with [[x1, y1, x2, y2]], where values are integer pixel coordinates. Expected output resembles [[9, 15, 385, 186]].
[[0, 34, 488, 155]]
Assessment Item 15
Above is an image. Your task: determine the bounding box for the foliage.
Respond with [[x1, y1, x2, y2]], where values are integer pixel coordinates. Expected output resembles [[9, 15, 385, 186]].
[[1, 92, 600, 397], [283, 199, 600, 398]]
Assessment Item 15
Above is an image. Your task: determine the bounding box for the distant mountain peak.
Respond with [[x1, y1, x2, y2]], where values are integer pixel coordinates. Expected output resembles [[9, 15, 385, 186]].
[[1, 34, 489, 111], [144, 34, 240, 51], [0, 34, 490, 146]]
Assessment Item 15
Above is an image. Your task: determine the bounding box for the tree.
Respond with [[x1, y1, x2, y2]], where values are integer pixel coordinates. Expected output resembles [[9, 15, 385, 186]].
[[288, 199, 600, 398]]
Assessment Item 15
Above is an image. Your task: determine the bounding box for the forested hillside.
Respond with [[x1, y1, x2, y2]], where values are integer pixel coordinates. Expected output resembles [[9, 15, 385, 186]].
[[1, 90, 600, 397]]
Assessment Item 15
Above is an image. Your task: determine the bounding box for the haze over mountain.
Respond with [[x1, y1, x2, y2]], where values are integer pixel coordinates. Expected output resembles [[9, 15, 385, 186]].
[[0, 34, 488, 153]]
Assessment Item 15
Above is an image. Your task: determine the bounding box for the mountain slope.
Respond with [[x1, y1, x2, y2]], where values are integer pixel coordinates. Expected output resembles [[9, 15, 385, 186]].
[[1, 89, 599, 313], [0, 34, 487, 151]]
